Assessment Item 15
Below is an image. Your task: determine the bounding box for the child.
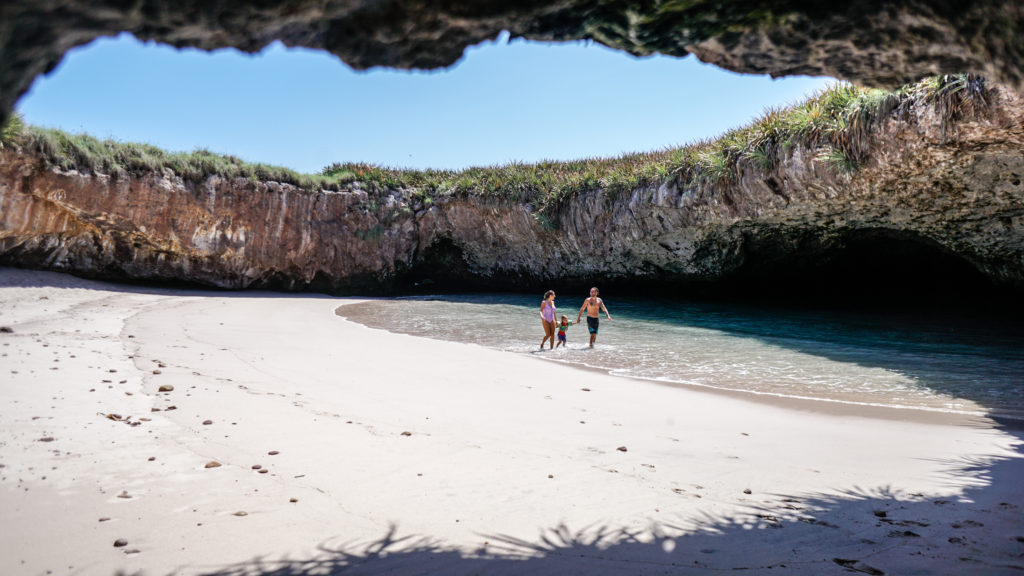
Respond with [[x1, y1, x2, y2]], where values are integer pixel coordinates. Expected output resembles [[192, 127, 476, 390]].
[[555, 315, 577, 348]]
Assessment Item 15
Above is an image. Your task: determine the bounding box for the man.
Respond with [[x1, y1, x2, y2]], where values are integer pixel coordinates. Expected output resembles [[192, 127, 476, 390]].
[[576, 287, 612, 348]]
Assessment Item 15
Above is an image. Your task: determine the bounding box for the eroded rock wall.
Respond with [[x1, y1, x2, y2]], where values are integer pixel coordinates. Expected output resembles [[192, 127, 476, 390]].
[[2, 86, 1022, 299]]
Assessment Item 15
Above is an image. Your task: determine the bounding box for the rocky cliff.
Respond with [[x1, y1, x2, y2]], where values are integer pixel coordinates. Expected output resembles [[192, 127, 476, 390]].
[[2, 80, 1022, 307], [2, 1, 1023, 130]]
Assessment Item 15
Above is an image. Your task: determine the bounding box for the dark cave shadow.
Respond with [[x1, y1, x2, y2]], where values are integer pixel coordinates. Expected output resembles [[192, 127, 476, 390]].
[[647, 297, 1024, 420], [186, 435, 1024, 576]]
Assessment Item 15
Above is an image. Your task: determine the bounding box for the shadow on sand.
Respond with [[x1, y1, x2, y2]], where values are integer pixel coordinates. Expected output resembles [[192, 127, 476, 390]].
[[192, 438, 1024, 576]]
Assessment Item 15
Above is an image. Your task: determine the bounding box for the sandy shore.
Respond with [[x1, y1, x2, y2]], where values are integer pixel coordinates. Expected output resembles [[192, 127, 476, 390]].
[[1, 267, 1022, 575]]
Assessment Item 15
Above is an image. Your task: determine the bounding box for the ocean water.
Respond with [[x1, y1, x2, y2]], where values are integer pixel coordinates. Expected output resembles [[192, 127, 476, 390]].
[[339, 294, 1024, 419]]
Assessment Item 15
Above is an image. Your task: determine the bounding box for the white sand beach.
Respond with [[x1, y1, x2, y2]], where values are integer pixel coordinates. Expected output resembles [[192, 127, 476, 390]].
[[1, 266, 1022, 575]]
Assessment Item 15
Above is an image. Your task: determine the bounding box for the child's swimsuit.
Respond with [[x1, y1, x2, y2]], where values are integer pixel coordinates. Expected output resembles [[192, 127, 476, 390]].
[[557, 321, 572, 341]]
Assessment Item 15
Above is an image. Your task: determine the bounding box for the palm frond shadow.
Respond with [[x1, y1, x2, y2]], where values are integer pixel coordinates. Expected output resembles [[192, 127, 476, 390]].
[[197, 437, 1024, 576]]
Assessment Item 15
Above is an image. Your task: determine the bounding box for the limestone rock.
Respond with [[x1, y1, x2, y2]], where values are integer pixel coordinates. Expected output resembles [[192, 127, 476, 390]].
[[0, 81, 1022, 306]]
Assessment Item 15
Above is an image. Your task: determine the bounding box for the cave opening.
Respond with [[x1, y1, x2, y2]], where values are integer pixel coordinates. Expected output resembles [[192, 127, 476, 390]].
[[406, 237, 476, 292], [706, 228, 1016, 314]]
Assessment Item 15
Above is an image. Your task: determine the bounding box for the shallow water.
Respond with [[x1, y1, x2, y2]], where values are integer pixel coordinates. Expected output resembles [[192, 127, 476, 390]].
[[339, 294, 1024, 419]]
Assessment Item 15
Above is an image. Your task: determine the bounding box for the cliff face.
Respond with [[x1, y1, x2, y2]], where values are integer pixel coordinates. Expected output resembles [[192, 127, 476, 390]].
[[3, 1, 1023, 130], [2, 87, 1023, 302]]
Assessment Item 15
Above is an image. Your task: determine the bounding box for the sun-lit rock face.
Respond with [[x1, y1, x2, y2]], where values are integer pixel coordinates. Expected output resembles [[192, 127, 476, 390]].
[[2, 82, 1022, 306], [2, 0, 1023, 128]]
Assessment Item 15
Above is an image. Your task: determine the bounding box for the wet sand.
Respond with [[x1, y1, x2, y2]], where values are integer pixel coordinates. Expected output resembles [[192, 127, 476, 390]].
[[1, 267, 1022, 575]]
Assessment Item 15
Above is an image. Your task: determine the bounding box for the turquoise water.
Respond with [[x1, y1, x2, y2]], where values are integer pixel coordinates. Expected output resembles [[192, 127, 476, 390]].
[[339, 294, 1024, 419]]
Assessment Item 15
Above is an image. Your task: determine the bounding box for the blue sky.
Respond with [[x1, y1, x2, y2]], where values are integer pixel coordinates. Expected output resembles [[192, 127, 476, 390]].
[[16, 32, 834, 174]]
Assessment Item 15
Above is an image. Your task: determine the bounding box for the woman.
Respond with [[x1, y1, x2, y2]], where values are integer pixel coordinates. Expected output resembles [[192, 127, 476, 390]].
[[539, 290, 557, 350]]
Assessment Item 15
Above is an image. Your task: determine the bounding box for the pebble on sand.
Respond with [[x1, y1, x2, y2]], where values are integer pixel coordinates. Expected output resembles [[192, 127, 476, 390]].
[[202, 420, 213, 425], [0, 326, 13, 333], [616, 446, 628, 452], [158, 385, 174, 392], [268, 450, 279, 455], [152, 370, 162, 375], [113, 539, 128, 547], [233, 511, 248, 517], [204, 461, 221, 469]]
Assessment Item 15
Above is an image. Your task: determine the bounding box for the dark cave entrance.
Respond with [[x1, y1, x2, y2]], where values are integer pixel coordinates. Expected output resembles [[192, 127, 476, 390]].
[[406, 236, 478, 292], [708, 228, 1014, 313]]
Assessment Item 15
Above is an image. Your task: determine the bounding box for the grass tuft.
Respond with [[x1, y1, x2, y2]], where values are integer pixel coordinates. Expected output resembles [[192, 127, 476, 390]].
[[1, 112, 26, 148], [2, 74, 996, 220]]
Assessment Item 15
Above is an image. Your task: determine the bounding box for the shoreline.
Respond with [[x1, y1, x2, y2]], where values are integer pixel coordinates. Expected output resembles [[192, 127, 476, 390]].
[[334, 300, 1014, 429], [3, 267, 1023, 576]]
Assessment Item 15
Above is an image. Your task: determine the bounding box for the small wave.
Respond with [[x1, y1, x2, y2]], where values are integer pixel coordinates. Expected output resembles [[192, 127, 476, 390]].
[[338, 295, 1024, 420]]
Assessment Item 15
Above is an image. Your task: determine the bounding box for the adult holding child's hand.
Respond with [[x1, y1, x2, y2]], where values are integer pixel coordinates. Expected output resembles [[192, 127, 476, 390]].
[[539, 289, 557, 350], [577, 286, 612, 348]]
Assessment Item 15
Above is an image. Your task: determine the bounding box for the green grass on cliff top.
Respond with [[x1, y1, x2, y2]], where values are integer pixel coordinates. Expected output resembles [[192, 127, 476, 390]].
[[0, 74, 992, 217]]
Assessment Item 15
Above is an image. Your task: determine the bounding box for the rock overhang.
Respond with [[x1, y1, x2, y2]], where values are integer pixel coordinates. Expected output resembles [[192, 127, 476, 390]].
[[2, 0, 1023, 129]]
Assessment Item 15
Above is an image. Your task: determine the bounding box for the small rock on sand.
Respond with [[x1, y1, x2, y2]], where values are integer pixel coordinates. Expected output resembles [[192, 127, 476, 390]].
[[251, 464, 262, 470], [0, 327, 13, 333], [616, 446, 628, 452], [158, 385, 174, 392], [743, 489, 752, 495], [38, 437, 55, 442], [268, 450, 279, 455], [401, 431, 412, 436], [233, 511, 248, 517], [152, 370, 162, 375], [289, 498, 298, 503], [202, 420, 213, 425], [113, 539, 128, 547], [204, 461, 221, 469], [833, 559, 883, 575]]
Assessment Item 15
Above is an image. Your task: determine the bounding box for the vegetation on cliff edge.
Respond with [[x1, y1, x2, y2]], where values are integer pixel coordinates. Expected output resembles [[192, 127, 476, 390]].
[[0, 74, 993, 220]]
